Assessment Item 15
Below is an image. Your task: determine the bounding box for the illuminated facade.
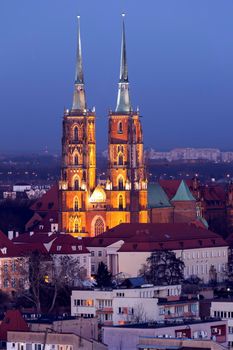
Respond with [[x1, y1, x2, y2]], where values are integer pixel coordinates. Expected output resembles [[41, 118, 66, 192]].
[[59, 16, 148, 237]]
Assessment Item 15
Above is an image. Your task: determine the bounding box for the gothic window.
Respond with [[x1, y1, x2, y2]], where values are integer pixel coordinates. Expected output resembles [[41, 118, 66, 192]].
[[94, 218, 105, 236], [118, 177, 124, 190], [74, 126, 78, 141], [74, 221, 79, 232], [74, 155, 79, 165], [118, 153, 123, 166], [74, 178, 79, 190], [74, 217, 81, 233], [74, 197, 79, 211], [118, 121, 123, 134], [118, 195, 123, 210]]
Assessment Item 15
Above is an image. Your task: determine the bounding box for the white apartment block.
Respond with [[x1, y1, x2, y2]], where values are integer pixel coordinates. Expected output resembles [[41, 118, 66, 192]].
[[71, 285, 181, 325], [211, 300, 233, 348], [88, 243, 228, 284]]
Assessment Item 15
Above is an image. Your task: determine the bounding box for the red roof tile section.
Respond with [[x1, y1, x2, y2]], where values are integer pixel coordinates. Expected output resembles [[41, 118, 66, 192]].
[[87, 223, 228, 252], [30, 183, 59, 212], [0, 310, 29, 341]]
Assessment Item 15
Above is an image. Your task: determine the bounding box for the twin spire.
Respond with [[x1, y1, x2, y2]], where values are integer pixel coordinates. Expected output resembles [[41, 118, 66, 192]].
[[72, 16, 86, 111], [72, 14, 131, 113]]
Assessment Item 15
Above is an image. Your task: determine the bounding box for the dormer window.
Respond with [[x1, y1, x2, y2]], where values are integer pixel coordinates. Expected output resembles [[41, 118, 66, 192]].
[[57, 246, 62, 251], [78, 245, 82, 251], [72, 246, 77, 251]]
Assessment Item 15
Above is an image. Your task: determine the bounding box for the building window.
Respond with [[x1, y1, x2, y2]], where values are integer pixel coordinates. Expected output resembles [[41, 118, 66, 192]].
[[11, 261, 16, 272], [3, 279, 8, 288], [91, 251, 95, 257], [3, 262, 8, 272], [74, 126, 78, 141], [118, 177, 124, 190], [74, 155, 79, 165], [94, 217, 105, 236], [98, 251, 102, 257], [74, 222, 79, 232], [118, 195, 123, 210], [118, 153, 123, 166], [74, 197, 79, 211], [74, 178, 79, 190], [118, 121, 123, 134], [11, 278, 16, 288]]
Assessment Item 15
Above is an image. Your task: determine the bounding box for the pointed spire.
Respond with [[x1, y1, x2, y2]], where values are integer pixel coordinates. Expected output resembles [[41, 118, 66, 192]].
[[119, 14, 128, 83], [171, 180, 196, 202], [72, 16, 87, 111], [115, 14, 131, 113]]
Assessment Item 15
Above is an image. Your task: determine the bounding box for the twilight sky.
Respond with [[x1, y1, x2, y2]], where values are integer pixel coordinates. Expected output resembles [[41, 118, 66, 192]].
[[1, 0, 233, 153]]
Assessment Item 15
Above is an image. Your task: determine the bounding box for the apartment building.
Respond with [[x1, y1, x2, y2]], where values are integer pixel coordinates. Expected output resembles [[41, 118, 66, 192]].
[[71, 284, 189, 326], [211, 299, 233, 348]]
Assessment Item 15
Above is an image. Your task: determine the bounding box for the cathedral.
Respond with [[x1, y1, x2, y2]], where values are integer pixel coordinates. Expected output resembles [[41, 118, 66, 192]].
[[59, 16, 148, 237]]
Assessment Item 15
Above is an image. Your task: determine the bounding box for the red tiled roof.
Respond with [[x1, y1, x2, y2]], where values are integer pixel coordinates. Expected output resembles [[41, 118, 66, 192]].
[[49, 235, 90, 255], [13, 232, 59, 244], [87, 223, 228, 252], [17, 243, 49, 255], [0, 231, 22, 257], [0, 310, 29, 341], [30, 183, 59, 212]]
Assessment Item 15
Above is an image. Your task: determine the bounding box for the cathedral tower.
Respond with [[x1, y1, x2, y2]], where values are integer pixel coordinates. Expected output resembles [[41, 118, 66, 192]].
[[106, 14, 148, 224], [59, 17, 96, 236]]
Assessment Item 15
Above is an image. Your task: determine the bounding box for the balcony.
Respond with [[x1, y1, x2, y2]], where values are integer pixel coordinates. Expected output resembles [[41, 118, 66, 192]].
[[96, 308, 113, 314]]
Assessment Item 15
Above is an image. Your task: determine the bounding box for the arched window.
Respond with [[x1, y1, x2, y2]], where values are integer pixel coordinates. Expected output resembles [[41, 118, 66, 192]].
[[118, 121, 123, 134], [74, 155, 79, 165], [94, 217, 105, 236], [74, 217, 81, 233], [74, 178, 79, 190], [118, 195, 123, 210], [74, 126, 78, 141], [74, 221, 79, 232], [118, 153, 123, 166], [74, 197, 79, 211], [118, 177, 124, 190]]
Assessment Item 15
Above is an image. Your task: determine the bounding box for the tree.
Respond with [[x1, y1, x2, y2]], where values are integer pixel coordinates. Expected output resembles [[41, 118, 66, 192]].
[[96, 262, 112, 288], [16, 250, 85, 313], [182, 275, 202, 294], [140, 250, 184, 286]]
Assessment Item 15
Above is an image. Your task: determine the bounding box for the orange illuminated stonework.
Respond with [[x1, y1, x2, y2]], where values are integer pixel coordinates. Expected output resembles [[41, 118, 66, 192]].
[[59, 17, 148, 237]]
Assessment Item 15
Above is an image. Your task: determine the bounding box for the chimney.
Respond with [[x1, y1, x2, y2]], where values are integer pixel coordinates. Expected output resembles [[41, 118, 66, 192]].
[[8, 231, 14, 240]]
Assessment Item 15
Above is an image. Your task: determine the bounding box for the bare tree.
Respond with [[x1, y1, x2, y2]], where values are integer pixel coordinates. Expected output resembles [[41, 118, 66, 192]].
[[47, 255, 85, 313], [16, 250, 85, 313]]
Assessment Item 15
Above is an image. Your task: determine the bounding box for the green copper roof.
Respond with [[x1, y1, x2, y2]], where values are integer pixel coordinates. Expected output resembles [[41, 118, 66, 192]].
[[148, 183, 172, 208], [171, 180, 196, 202]]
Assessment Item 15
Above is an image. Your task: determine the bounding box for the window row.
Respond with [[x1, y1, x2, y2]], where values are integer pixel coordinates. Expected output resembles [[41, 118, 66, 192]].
[[183, 250, 227, 259], [74, 299, 94, 307]]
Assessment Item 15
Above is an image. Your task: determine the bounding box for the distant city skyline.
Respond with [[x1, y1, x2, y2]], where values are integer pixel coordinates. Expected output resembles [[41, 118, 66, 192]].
[[1, 1, 233, 152]]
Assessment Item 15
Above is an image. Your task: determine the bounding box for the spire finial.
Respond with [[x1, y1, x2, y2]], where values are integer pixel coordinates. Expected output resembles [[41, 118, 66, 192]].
[[115, 13, 131, 113], [119, 13, 128, 83], [72, 15, 87, 111], [75, 15, 83, 84]]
